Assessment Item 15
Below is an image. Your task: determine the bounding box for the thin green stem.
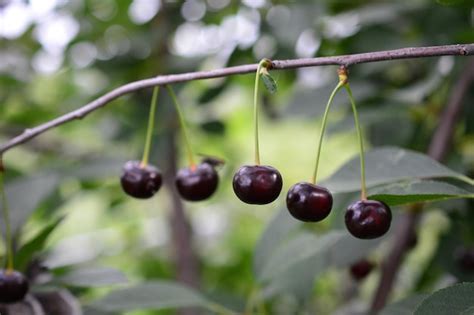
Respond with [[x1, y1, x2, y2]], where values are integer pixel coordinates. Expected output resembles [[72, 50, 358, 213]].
[[311, 81, 344, 184], [253, 59, 270, 165], [141, 86, 159, 167], [0, 160, 13, 271], [166, 85, 196, 168], [344, 83, 368, 200]]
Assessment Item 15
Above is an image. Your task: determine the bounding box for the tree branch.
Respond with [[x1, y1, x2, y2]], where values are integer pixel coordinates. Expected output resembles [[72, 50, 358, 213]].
[[369, 58, 474, 314], [1, 43, 473, 154]]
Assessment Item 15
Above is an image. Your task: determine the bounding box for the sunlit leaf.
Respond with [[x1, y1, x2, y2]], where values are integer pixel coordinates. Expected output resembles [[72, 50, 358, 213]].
[[369, 180, 474, 206]]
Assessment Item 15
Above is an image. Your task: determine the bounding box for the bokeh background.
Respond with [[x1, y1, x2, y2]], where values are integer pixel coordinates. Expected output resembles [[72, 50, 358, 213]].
[[1, 0, 474, 314]]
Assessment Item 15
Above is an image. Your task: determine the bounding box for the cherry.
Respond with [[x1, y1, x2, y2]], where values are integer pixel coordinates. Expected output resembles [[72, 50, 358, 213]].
[[120, 160, 162, 199], [176, 162, 219, 201], [286, 182, 333, 222], [455, 247, 474, 271], [345, 200, 391, 239], [0, 270, 29, 304], [350, 259, 374, 281], [233, 165, 282, 204]]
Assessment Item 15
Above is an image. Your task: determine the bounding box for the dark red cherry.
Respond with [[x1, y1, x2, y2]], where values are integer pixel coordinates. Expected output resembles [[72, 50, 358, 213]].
[[286, 182, 333, 222], [176, 162, 218, 201], [455, 247, 474, 271], [345, 200, 392, 239], [0, 270, 29, 304], [232, 165, 282, 205], [120, 160, 162, 199], [350, 259, 374, 281]]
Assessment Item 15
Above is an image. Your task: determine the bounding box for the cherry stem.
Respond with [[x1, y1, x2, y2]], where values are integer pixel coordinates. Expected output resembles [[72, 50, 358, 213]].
[[344, 83, 368, 200], [0, 158, 13, 271], [166, 85, 196, 169], [253, 59, 271, 165], [141, 86, 159, 167], [311, 81, 344, 184]]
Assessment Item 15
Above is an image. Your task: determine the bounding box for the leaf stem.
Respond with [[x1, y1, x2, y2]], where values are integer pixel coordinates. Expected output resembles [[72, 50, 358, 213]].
[[141, 86, 159, 167], [311, 81, 344, 184], [166, 85, 196, 169], [253, 59, 271, 165], [0, 158, 13, 271], [344, 82, 368, 200]]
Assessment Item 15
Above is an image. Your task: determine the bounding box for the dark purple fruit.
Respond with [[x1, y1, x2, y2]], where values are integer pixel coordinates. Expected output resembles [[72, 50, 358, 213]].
[[176, 162, 219, 201], [455, 247, 474, 271], [350, 259, 374, 281], [0, 270, 29, 304], [286, 182, 333, 222], [345, 200, 392, 239], [120, 160, 162, 199], [232, 165, 282, 205]]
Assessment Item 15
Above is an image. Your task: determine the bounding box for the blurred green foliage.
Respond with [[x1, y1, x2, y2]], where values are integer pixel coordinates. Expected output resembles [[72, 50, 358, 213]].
[[1, 0, 474, 314]]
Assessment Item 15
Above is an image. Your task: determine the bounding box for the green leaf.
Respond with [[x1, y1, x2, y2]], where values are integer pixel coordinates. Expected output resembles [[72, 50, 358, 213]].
[[380, 294, 428, 315], [58, 266, 128, 288], [369, 180, 474, 206], [15, 216, 64, 271], [414, 283, 474, 315], [253, 207, 302, 277], [322, 147, 471, 193], [261, 73, 277, 94], [2, 173, 59, 231], [89, 281, 227, 313], [258, 230, 381, 283]]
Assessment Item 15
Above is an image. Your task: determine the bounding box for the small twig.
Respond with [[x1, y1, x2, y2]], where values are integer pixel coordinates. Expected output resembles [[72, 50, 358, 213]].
[[0, 44, 473, 154], [369, 58, 474, 314]]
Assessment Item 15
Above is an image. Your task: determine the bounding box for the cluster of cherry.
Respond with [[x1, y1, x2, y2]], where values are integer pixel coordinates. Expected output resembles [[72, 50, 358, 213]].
[[120, 62, 392, 242]]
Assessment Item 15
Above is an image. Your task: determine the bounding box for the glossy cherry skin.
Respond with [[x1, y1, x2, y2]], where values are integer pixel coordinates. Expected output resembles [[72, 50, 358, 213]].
[[286, 182, 333, 222], [345, 200, 392, 239], [232, 165, 282, 205], [350, 259, 374, 281], [176, 162, 218, 201], [120, 160, 162, 199], [0, 270, 29, 304]]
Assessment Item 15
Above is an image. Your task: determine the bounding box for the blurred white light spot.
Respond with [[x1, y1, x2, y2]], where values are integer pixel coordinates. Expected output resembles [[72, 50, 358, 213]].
[[234, 8, 260, 49], [295, 29, 320, 58], [31, 50, 64, 74], [129, 0, 161, 24], [142, 217, 169, 248], [297, 67, 332, 89], [438, 56, 454, 75], [90, 0, 117, 21], [266, 5, 290, 28], [70, 42, 97, 68], [73, 69, 109, 95], [253, 35, 276, 60], [29, 0, 61, 21], [242, 0, 266, 9], [104, 25, 131, 56], [0, 1, 32, 39], [181, 0, 206, 22], [207, 0, 230, 11], [34, 14, 80, 54], [192, 207, 227, 238], [323, 13, 360, 39]]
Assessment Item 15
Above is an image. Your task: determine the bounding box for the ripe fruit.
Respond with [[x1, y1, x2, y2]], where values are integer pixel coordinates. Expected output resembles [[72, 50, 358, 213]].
[[120, 160, 162, 199], [345, 200, 392, 239], [286, 182, 333, 222], [455, 247, 474, 271], [176, 162, 219, 201], [0, 270, 29, 304], [233, 165, 282, 204], [350, 259, 374, 281]]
